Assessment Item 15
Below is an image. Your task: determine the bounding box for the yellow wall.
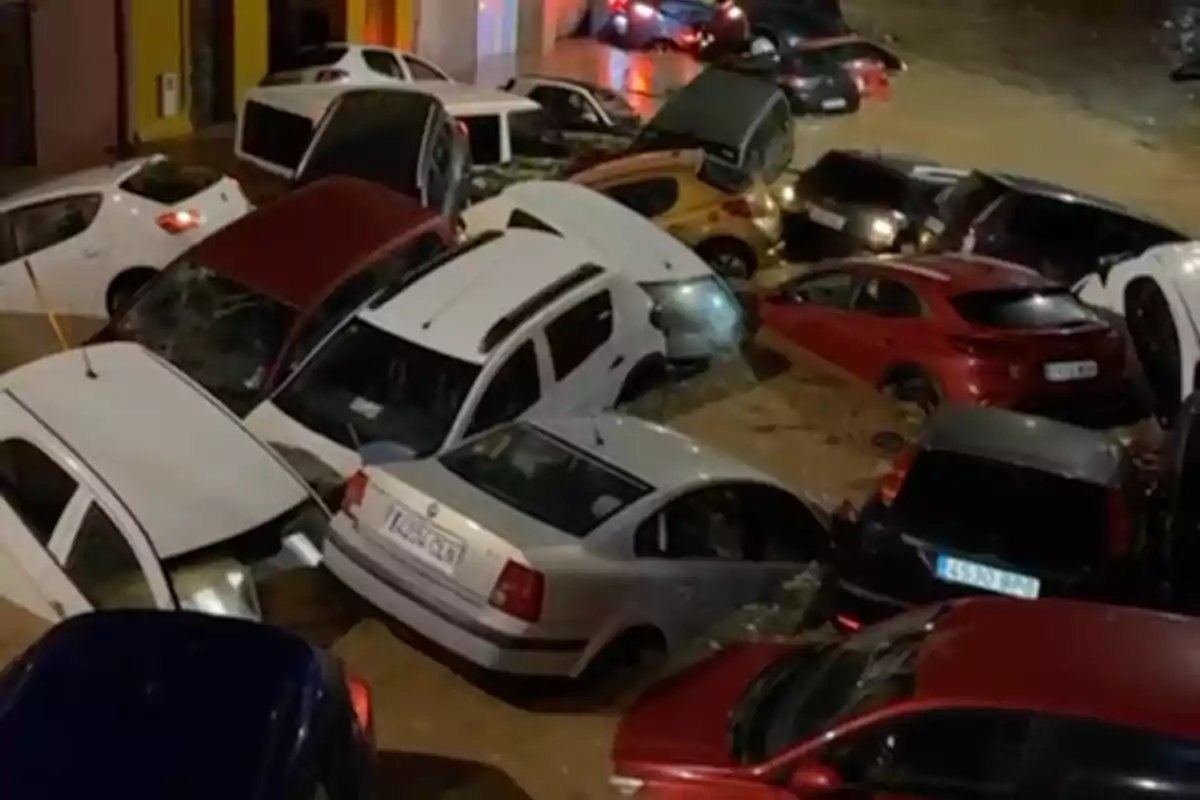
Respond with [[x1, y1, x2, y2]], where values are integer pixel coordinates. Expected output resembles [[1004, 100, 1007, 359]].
[[346, 0, 367, 42], [234, 0, 269, 111], [394, 0, 415, 49], [128, 0, 192, 142]]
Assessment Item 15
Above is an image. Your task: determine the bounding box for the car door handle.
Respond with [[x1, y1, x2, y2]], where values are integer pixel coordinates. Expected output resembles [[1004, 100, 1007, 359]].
[[610, 355, 626, 370]]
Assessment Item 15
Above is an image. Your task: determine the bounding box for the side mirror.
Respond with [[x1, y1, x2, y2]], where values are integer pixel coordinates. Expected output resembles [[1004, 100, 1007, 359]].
[[789, 763, 843, 792]]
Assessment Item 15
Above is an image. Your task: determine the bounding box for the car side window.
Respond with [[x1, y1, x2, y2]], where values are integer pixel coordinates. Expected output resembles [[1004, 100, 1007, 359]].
[[634, 486, 750, 561], [0, 439, 78, 545], [824, 709, 1031, 795], [784, 270, 857, 309], [466, 342, 541, 437], [1045, 719, 1200, 798], [545, 290, 614, 380], [461, 115, 502, 165], [402, 55, 448, 80], [733, 484, 830, 562], [529, 86, 572, 120], [0, 214, 16, 262], [852, 277, 924, 318], [11, 194, 102, 257], [63, 504, 158, 610], [425, 123, 456, 210], [362, 49, 404, 79], [601, 178, 679, 219]]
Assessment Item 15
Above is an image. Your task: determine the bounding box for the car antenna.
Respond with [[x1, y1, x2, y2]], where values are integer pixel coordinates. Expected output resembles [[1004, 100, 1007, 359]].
[[24, 259, 96, 379], [592, 416, 605, 447]]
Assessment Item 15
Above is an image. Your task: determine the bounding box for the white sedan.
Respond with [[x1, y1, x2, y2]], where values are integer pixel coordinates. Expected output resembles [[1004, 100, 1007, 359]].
[[0, 155, 250, 320], [259, 42, 453, 86], [323, 413, 830, 678]]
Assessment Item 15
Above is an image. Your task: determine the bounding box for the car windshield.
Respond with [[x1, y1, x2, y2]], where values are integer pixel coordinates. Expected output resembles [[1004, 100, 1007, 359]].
[[641, 276, 745, 352], [951, 288, 1100, 329], [733, 606, 942, 763], [509, 109, 570, 159], [892, 449, 1110, 572], [439, 422, 653, 537], [112, 258, 295, 414], [270, 320, 480, 459]]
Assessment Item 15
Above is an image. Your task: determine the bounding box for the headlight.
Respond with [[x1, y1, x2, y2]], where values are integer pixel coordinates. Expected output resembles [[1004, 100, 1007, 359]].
[[867, 217, 897, 247], [778, 185, 797, 207], [918, 228, 935, 248]]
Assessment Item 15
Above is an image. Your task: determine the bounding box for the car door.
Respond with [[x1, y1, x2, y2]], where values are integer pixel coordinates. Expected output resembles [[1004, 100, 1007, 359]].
[[455, 339, 548, 444], [360, 49, 406, 82], [760, 267, 862, 368], [539, 287, 625, 413], [846, 274, 929, 383], [400, 53, 451, 81], [1, 194, 108, 318]]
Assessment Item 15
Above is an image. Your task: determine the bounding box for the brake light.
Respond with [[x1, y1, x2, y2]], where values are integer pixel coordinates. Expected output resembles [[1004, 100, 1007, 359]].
[[1108, 491, 1133, 555], [608, 0, 627, 9], [156, 209, 202, 234], [948, 335, 1026, 359], [879, 447, 918, 506], [315, 68, 350, 83], [342, 470, 369, 520], [344, 673, 373, 736], [834, 613, 861, 631], [723, 197, 754, 218], [489, 560, 545, 622]]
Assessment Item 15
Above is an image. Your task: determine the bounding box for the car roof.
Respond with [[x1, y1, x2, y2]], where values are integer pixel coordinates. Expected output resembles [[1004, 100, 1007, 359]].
[[358, 229, 614, 364], [645, 69, 781, 156], [405, 80, 539, 114], [0, 343, 309, 558], [0, 156, 159, 207], [530, 413, 779, 489], [844, 253, 1050, 293], [917, 597, 1200, 738], [192, 176, 437, 309], [0, 610, 328, 800], [918, 404, 1123, 486], [488, 181, 712, 281], [571, 148, 703, 184], [818, 149, 968, 183]]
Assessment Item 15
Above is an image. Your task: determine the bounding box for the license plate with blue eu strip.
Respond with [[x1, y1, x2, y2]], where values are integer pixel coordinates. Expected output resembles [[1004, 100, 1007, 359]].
[[935, 554, 1040, 599]]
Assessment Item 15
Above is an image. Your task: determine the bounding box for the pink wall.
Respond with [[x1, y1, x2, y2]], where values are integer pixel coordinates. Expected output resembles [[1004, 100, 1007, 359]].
[[31, 0, 120, 170]]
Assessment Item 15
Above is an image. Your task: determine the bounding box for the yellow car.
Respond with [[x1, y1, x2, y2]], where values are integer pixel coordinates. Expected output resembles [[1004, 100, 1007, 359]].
[[571, 148, 785, 280]]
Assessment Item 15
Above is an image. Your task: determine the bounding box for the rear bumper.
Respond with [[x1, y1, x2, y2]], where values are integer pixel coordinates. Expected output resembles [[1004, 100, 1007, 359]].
[[323, 517, 588, 676]]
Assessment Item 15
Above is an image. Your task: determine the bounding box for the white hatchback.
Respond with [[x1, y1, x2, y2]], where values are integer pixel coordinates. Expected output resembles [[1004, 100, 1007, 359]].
[[324, 413, 830, 677], [0, 155, 250, 320], [258, 42, 453, 86]]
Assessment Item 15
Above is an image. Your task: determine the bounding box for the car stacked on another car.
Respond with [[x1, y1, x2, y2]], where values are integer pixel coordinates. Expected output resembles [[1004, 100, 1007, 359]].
[[259, 41, 452, 85], [501, 75, 644, 160]]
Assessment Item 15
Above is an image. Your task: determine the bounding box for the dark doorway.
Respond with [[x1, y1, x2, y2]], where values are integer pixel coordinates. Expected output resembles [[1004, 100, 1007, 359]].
[[0, 4, 35, 167], [190, 0, 236, 126]]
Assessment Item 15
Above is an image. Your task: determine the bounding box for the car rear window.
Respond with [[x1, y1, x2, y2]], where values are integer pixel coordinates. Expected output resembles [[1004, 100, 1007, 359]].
[[440, 423, 653, 537], [801, 154, 911, 207], [281, 46, 348, 70], [892, 449, 1110, 572], [950, 288, 1100, 329], [240, 101, 315, 171], [118, 159, 221, 204]]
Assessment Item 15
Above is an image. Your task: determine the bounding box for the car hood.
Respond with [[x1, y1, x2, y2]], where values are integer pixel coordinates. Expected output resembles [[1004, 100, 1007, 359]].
[[613, 642, 792, 769]]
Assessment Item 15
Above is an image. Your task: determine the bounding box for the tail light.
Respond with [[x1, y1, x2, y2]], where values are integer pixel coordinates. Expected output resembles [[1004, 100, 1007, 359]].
[[879, 447, 918, 506], [315, 68, 350, 83], [948, 335, 1027, 359], [156, 209, 202, 234], [344, 672, 374, 737], [342, 470, 369, 521], [609, 0, 627, 9], [489, 560, 545, 622], [834, 613, 862, 632], [1108, 491, 1133, 555], [723, 197, 754, 218]]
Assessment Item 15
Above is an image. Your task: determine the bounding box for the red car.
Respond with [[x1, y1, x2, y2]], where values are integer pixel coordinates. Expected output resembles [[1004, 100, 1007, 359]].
[[98, 176, 454, 415], [612, 596, 1200, 798], [792, 36, 904, 102], [760, 254, 1127, 413]]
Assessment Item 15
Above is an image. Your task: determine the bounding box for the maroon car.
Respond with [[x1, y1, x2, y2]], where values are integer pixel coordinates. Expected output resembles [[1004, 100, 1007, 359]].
[[98, 176, 454, 414], [612, 596, 1200, 798]]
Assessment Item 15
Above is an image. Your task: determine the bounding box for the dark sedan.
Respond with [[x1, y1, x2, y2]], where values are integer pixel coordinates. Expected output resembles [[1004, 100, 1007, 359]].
[[713, 49, 860, 115]]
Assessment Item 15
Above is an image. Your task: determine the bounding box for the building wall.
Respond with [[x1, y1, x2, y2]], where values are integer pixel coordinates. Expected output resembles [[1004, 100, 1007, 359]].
[[233, 0, 270, 112], [127, 0, 191, 142], [417, 0, 478, 78]]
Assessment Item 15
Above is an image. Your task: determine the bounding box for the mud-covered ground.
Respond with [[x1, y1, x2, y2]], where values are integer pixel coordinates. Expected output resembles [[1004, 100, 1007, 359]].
[[1, 5, 1198, 795]]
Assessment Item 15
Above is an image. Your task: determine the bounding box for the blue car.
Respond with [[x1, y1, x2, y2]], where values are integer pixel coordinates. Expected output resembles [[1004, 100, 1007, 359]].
[[599, 0, 748, 52], [0, 611, 375, 800]]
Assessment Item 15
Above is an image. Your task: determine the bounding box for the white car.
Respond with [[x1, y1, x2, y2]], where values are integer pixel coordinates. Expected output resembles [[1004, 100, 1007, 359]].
[[0, 155, 250, 319], [258, 42, 453, 86], [463, 180, 756, 362], [325, 413, 831, 677], [246, 228, 667, 480], [1075, 241, 1200, 422], [0, 342, 328, 624]]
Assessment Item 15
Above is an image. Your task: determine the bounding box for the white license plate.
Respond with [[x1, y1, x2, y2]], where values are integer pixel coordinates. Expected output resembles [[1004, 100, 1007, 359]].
[[821, 98, 848, 110], [807, 205, 846, 230], [385, 506, 466, 575], [935, 554, 1040, 599], [1044, 360, 1099, 382]]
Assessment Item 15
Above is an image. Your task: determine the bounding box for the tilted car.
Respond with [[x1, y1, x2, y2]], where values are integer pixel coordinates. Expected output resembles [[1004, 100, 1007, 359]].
[[783, 149, 967, 259], [760, 255, 1128, 415], [788, 35, 906, 101], [809, 405, 1152, 633], [501, 74, 643, 159], [326, 413, 830, 678], [600, 0, 747, 52], [235, 83, 472, 218], [612, 596, 1200, 798], [0, 155, 250, 322], [95, 177, 455, 415], [916, 169, 1189, 286], [0, 610, 374, 799], [0, 342, 329, 624], [259, 41, 452, 85], [463, 179, 758, 363], [712, 50, 862, 116], [572, 149, 786, 280], [245, 228, 667, 481]]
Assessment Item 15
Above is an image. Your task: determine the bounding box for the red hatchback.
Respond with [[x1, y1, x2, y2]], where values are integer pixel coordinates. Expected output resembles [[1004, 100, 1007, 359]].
[[612, 597, 1200, 798], [760, 254, 1127, 413]]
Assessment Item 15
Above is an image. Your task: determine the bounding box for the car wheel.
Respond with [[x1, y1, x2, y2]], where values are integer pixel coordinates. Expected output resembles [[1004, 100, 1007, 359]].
[[105, 267, 158, 318], [696, 238, 758, 282], [579, 627, 666, 696], [881, 368, 941, 415], [616, 354, 668, 406]]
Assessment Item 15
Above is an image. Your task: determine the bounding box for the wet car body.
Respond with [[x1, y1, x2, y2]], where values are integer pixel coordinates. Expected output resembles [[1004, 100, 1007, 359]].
[[0, 610, 374, 800], [95, 177, 454, 415], [500, 75, 642, 160], [612, 597, 1200, 798], [783, 150, 966, 259], [712, 50, 861, 116], [737, 0, 850, 50], [789, 35, 905, 101], [601, 0, 747, 52], [812, 405, 1151, 632], [918, 170, 1189, 287]]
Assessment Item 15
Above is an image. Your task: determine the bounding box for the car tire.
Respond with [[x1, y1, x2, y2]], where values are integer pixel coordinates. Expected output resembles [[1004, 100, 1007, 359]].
[[881, 367, 941, 414], [616, 354, 668, 406], [105, 267, 158, 318], [696, 237, 758, 282], [579, 627, 666, 695]]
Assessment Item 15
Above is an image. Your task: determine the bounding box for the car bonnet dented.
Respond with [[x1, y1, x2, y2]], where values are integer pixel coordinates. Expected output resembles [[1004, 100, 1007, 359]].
[[919, 405, 1123, 486]]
